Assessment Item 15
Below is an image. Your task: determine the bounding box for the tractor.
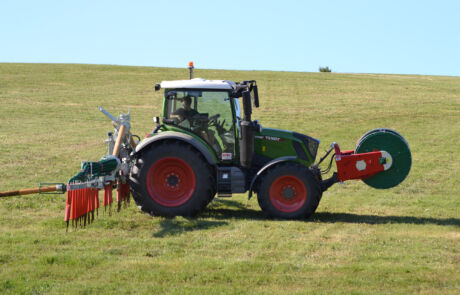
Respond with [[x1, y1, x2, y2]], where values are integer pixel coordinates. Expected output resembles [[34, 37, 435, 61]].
[[0, 65, 412, 224], [127, 74, 411, 219]]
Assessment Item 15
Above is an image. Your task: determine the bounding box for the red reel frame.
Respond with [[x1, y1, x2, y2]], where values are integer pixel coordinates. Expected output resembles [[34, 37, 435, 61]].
[[333, 143, 385, 182]]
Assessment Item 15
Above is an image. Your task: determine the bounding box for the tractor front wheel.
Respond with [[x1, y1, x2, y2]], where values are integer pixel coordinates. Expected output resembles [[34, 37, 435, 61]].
[[257, 163, 321, 219], [129, 141, 216, 217]]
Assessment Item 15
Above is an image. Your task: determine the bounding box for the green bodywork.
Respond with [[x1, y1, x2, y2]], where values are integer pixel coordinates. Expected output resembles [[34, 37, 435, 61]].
[[254, 128, 318, 167], [153, 88, 320, 169], [154, 125, 319, 167], [157, 124, 219, 163]]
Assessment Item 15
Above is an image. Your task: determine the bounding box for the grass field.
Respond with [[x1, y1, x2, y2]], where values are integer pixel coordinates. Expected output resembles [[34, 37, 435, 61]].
[[0, 63, 459, 294]]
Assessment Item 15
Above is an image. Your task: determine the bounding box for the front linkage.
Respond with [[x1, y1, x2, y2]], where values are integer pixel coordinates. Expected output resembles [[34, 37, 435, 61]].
[[312, 128, 412, 193]]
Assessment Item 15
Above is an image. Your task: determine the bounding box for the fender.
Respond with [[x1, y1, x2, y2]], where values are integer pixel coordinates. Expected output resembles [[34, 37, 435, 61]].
[[248, 156, 297, 200], [133, 131, 217, 165]]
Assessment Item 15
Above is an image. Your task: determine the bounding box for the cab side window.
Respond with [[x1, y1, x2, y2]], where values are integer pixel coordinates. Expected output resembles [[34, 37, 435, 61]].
[[164, 90, 235, 160]]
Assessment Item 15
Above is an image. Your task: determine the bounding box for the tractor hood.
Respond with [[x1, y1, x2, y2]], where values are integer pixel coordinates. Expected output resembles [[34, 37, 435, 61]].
[[253, 128, 320, 165]]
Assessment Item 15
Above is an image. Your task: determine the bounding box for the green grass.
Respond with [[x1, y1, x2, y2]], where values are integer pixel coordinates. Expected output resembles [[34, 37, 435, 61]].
[[0, 63, 459, 294]]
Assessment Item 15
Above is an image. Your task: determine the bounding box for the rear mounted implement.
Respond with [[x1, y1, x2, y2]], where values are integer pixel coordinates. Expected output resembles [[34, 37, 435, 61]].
[[1, 106, 136, 230]]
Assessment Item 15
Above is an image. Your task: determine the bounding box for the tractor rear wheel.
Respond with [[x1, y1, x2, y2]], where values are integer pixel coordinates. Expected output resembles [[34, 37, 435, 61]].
[[257, 163, 322, 219], [129, 141, 216, 217]]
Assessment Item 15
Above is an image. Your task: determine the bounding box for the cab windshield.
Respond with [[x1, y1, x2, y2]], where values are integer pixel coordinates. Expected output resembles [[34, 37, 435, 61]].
[[164, 89, 236, 160]]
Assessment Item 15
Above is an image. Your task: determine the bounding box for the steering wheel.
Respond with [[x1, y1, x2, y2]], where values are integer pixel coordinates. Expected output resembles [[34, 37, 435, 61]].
[[207, 114, 220, 127], [186, 114, 208, 131]]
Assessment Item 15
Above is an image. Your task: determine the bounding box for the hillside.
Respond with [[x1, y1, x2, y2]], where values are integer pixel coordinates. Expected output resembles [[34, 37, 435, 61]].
[[0, 63, 459, 294]]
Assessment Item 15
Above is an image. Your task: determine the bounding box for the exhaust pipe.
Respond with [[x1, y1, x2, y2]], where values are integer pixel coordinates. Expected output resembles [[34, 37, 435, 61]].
[[239, 90, 254, 168]]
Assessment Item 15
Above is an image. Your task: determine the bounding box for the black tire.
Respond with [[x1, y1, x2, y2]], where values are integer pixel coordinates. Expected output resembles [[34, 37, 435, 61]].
[[257, 162, 322, 219], [129, 140, 216, 217]]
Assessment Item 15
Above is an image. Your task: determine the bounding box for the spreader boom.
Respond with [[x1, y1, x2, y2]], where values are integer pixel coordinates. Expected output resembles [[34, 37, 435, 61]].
[[0, 183, 66, 198]]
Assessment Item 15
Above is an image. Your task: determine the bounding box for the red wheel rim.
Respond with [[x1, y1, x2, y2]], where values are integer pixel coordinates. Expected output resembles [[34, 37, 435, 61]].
[[269, 175, 307, 213], [146, 157, 196, 207]]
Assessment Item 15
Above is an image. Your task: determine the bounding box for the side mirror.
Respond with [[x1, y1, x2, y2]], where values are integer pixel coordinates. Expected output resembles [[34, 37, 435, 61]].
[[153, 116, 160, 125], [166, 91, 176, 99]]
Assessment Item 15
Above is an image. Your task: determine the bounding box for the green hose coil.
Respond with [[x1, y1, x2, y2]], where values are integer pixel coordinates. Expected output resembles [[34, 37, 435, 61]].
[[68, 156, 120, 184], [355, 128, 412, 189]]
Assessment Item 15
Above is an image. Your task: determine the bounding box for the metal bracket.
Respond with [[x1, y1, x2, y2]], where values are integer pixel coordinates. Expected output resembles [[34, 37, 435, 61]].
[[38, 183, 66, 194]]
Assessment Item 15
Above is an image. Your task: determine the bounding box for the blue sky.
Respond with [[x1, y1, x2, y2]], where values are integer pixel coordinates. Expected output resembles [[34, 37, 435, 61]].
[[1, 0, 459, 76]]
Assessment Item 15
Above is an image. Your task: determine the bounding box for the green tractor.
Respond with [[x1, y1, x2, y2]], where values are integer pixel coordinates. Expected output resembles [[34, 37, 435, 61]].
[[0, 66, 412, 224], [128, 75, 412, 219]]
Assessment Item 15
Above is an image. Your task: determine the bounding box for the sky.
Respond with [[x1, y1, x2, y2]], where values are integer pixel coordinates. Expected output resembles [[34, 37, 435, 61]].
[[1, 0, 460, 76]]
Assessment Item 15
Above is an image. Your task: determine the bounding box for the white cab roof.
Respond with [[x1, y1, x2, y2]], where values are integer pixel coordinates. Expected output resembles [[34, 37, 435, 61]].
[[160, 78, 236, 90]]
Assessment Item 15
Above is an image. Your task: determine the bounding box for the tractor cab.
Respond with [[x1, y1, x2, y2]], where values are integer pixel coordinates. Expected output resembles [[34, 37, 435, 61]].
[[156, 78, 258, 163]]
